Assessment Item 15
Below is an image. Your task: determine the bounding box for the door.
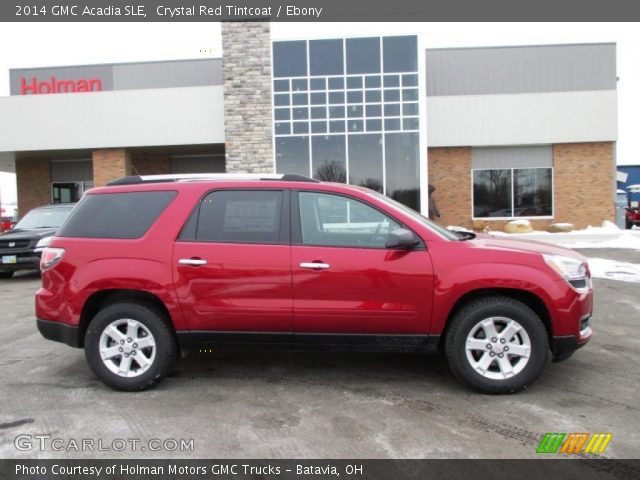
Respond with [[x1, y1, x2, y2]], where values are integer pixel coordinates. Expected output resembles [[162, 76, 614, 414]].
[[291, 191, 434, 334], [173, 189, 292, 332]]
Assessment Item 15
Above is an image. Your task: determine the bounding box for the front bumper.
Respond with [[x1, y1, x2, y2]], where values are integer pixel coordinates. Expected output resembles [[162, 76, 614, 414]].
[[0, 249, 40, 272], [37, 319, 82, 348], [551, 314, 593, 359]]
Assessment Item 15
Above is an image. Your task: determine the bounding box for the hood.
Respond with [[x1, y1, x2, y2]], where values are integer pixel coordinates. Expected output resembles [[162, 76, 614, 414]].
[[0, 228, 57, 241], [470, 233, 586, 261]]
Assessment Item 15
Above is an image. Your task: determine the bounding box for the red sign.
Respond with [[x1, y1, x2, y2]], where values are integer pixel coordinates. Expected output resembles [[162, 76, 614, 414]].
[[20, 76, 103, 95]]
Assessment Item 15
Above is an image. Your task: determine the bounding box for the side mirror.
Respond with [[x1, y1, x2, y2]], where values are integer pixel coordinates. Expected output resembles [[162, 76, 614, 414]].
[[385, 228, 420, 250]]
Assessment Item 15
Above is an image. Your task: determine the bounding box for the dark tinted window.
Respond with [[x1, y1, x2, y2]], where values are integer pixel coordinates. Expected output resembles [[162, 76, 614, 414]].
[[309, 39, 344, 76], [276, 137, 309, 175], [273, 41, 307, 78], [58, 191, 176, 239], [194, 191, 283, 244], [383, 36, 417, 72], [346, 38, 380, 74]]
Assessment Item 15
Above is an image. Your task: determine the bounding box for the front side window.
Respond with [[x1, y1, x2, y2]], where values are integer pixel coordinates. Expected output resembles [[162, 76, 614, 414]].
[[298, 192, 400, 248], [473, 168, 552, 218], [193, 190, 283, 244]]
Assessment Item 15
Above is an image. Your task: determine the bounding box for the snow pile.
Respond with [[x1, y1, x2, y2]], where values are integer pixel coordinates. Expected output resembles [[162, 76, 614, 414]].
[[587, 257, 640, 284]]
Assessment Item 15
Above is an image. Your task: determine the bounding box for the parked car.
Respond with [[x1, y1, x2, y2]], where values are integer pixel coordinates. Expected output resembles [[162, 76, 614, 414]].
[[0, 203, 76, 278], [1, 216, 16, 231], [36, 174, 593, 394]]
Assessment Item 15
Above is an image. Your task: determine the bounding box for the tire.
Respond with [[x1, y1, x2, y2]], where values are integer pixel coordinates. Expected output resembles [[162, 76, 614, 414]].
[[84, 302, 178, 391], [445, 296, 550, 394], [0, 271, 14, 279]]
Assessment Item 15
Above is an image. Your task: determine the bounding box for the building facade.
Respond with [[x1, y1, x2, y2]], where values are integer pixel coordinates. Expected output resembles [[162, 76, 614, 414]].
[[0, 23, 617, 229]]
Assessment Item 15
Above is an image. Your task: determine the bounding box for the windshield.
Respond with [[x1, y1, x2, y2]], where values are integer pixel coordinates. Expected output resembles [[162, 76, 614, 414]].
[[368, 192, 459, 241], [14, 207, 74, 230]]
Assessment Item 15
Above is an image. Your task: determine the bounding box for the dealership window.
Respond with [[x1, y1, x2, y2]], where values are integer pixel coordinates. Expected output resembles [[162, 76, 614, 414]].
[[272, 35, 420, 211], [50, 159, 93, 204], [471, 146, 554, 219]]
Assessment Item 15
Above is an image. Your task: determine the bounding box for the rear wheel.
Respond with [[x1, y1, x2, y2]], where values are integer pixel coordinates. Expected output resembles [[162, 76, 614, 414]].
[[84, 302, 177, 391], [445, 296, 549, 394]]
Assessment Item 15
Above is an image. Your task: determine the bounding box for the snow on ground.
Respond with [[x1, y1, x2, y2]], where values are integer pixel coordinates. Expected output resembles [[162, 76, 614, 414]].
[[587, 257, 640, 284]]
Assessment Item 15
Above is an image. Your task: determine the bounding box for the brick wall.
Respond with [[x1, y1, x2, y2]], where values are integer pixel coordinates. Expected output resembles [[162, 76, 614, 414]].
[[428, 147, 473, 229], [427, 142, 615, 231], [16, 158, 51, 218], [554, 142, 615, 229], [92, 149, 132, 187], [222, 22, 274, 173], [132, 156, 171, 176]]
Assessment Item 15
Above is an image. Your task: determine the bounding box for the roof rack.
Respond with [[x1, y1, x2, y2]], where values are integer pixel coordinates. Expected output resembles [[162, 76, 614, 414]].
[[106, 173, 320, 186]]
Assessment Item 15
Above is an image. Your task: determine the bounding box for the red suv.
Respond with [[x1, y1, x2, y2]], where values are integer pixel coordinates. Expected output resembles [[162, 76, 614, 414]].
[[36, 174, 593, 394]]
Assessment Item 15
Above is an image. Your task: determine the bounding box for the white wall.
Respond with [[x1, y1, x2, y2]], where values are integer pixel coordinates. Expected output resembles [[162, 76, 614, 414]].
[[427, 90, 617, 147], [0, 85, 225, 157]]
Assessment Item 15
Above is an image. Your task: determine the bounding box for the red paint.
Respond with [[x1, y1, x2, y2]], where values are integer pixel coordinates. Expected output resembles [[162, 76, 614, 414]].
[[20, 76, 102, 95], [35, 180, 593, 346]]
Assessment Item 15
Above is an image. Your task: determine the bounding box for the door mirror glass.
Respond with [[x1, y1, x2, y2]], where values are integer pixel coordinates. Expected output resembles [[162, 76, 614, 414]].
[[385, 227, 419, 250]]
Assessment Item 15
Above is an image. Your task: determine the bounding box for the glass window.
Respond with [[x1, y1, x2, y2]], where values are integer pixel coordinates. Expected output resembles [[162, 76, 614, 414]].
[[312, 135, 346, 182], [346, 37, 381, 74], [311, 121, 327, 133], [347, 91, 363, 104], [275, 122, 291, 135], [402, 74, 418, 87], [403, 118, 419, 130], [293, 122, 309, 134], [514, 169, 553, 217], [309, 39, 344, 76], [402, 103, 419, 116], [383, 75, 400, 88], [384, 103, 400, 116], [366, 119, 382, 131], [329, 120, 345, 133], [328, 77, 344, 90], [328, 91, 345, 104], [276, 137, 309, 175], [311, 106, 326, 119], [385, 132, 420, 211], [292, 79, 308, 92], [348, 120, 364, 132], [274, 94, 289, 107], [195, 190, 283, 244], [366, 104, 382, 117], [311, 92, 327, 105], [298, 192, 400, 248], [383, 36, 418, 73], [348, 134, 383, 192], [473, 170, 512, 218], [292, 107, 309, 120], [273, 79, 289, 92], [384, 89, 400, 102], [347, 105, 363, 118], [402, 89, 419, 101], [274, 108, 290, 121], [292, 93, 308, 106], [365, 76, 381, 88], [329, 106, 345, 118], [347, 76, 363, 89], [384, 118, 401, 131], [273, 41, 307, 78], [365, 90, 381, 103], [310, 78, 326, 91], [58, 192, 176, 239]]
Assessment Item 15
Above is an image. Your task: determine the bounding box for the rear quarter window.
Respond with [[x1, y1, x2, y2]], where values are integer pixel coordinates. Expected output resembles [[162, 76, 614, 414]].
[[57, 191, 177, 239]]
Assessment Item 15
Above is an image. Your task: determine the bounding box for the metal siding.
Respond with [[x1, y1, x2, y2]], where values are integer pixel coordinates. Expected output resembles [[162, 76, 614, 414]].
[[10, 59, 222, 95], [50, 159, 93, 182], [472, 146, 552, 169], [0, 86, 225, 151], [426, 90, 617, 147], [426, 44, 616, 96]]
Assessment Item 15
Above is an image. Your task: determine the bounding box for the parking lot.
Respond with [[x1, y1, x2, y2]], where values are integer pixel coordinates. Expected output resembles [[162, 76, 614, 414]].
[[1, 248, 639, 459]]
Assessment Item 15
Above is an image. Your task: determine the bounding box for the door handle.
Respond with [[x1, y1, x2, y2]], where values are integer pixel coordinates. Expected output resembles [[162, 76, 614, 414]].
[[300, 262, 330, 270], [179, 258, 207, 266]]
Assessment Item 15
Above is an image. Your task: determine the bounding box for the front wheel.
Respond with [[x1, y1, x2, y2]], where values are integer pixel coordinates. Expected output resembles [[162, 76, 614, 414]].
[[84, 302, 178, 391], [445, 296, 549, 394]]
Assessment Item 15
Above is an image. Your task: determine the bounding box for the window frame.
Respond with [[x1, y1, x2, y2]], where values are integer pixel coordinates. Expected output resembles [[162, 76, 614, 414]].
[[291, 190, 425, 250], [177, 188, 291, 246], [471, 167, 554, 220]]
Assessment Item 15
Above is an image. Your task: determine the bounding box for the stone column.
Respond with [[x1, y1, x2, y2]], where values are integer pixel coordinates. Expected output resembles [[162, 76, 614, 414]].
[[222, 21, 274, 173]]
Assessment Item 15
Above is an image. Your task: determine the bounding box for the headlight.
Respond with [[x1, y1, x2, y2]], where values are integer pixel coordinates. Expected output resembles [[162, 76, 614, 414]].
[[543, 254, 589, 292], [34, 236, 53, 253]]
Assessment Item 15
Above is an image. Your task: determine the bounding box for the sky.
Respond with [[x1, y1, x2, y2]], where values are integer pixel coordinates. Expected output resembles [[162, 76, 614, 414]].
[[0, 21, 638, 209]]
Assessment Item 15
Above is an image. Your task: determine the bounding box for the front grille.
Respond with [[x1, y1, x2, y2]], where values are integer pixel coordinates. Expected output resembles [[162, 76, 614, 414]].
[[580, 316, 591, 332], [0, 239, 31, 249], [569, 278, 588, 289]]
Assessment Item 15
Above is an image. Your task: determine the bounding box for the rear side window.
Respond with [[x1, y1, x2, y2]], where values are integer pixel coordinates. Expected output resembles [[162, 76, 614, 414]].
[[181, 190, 284, 244], [58, 191, 177, 239]]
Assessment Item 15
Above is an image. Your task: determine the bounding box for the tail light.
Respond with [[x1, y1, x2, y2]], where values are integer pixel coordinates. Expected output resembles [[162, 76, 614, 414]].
[[40, 247, 65, 270]]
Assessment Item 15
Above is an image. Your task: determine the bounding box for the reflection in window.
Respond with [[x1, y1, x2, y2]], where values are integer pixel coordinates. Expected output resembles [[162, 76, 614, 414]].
[[473, 170, 512, 218], [276, 137, 309, 176], [514, 169, 552, 217], [312, 136, 346, 182], [348, 134, 383, 192], [385, 132, 420, 211]]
